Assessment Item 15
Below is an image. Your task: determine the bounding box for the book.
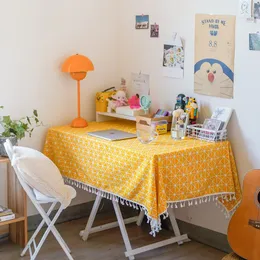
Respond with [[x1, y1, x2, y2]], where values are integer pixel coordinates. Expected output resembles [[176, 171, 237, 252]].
[[0, 213, 15, 222], [0, 205, 13, 217]]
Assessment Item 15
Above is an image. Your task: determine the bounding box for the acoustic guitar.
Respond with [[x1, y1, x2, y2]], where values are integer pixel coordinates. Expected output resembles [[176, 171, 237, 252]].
[[228, 170, 260, 260]]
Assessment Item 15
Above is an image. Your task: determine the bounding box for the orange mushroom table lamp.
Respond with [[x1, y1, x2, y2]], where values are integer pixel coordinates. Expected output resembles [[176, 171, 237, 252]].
[[62, 54, 94, 128]]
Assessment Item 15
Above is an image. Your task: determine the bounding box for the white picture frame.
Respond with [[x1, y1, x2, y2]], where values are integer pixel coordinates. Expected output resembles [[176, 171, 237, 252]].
[[211, 107, 233, 130]]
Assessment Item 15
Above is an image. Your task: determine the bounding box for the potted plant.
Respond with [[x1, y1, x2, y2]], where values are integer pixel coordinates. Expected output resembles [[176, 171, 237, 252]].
[[0, 106, 42, 157]]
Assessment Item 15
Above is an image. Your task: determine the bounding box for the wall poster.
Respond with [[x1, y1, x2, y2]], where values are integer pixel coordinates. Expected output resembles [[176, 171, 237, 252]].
[[194, 14, 236, 99]]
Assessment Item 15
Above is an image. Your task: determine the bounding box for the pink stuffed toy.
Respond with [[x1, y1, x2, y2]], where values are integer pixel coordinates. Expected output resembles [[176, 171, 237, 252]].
[[107, 90, 128, 112], [128, 94, 141, 109]]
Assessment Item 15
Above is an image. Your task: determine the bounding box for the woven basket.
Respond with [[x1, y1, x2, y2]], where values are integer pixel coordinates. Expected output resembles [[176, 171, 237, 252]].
[[222, 253, 244, 260]]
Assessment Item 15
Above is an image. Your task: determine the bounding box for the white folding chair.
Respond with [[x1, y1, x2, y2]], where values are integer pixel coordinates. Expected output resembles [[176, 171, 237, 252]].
[[4, 140, 75, 260]]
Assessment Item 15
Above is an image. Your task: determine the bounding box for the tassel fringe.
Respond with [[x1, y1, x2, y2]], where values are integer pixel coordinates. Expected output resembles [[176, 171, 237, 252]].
[[64, 176, 239, 236]]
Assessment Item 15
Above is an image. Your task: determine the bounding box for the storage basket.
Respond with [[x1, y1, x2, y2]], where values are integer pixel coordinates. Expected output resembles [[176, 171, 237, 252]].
[[187, 124, 227, 142]]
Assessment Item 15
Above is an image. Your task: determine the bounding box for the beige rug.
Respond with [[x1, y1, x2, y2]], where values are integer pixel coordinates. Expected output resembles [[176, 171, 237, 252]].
[[222, 253, 244, 260]]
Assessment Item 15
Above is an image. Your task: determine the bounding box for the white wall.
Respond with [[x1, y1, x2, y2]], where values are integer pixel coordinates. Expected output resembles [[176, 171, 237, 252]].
[[117, 0, 259, 234], [0, 0, 119, 216], [1, 0, 258, 235]]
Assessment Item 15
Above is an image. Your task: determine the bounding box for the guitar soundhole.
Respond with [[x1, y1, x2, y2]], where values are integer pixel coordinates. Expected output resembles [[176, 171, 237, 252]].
[[258, 192, 260, 205]]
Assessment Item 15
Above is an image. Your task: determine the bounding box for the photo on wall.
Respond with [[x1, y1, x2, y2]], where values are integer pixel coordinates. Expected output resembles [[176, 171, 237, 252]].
[[194, 14, 236, 99], [249, 33, 260, 50], [163, 43, 184, 78], [150, 24, 159, 37], [254, 1, 260, 19], [135, 15, 149, 29]]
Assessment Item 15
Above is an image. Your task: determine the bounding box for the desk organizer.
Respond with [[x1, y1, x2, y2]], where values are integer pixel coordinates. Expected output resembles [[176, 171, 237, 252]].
[[187, 124, 227, 142]]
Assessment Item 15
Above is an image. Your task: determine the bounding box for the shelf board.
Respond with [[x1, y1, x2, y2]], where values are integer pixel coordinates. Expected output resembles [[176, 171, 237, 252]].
[[0, 157, 9, 164], [0, 214, 25, 226], [96, 112, 136, 121]]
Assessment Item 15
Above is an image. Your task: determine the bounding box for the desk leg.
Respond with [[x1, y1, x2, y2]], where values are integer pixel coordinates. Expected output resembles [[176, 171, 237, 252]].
[[168, 207, 184, 245], [80, 195, 102, 241], [112, 201, 135, 260], [136, 211, 145, 226], [7, 163, 28, 247]]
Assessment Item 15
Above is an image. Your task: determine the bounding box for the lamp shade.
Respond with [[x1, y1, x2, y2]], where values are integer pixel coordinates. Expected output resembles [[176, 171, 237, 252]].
[[62, 54, 94, 73]]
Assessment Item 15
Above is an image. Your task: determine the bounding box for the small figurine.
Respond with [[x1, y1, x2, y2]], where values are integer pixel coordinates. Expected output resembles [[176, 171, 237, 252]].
[[107, 90, 128, 113], [119, 78, 127, 92], [185, 97, 198, 124], [174, 94, 186, 110]]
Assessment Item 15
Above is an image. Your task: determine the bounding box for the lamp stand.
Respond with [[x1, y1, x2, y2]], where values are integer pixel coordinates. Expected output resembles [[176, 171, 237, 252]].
[[71, 80, 88, 128]]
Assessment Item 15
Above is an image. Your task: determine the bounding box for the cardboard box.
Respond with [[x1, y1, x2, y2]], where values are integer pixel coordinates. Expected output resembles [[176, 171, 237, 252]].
[[136, 115, 172, 134]]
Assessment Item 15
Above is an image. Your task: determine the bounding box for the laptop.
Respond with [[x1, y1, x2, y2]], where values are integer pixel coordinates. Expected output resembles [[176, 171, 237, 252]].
[[87, 129, 136, 141]]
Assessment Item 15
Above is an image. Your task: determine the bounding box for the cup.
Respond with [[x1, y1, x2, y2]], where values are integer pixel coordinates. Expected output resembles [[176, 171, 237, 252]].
[[137, 128, 158, 144], [171, 125, 185, 140]]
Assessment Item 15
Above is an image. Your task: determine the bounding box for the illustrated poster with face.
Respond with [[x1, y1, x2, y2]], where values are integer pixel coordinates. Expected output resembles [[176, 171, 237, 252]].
[[194, 14, 236, 99]]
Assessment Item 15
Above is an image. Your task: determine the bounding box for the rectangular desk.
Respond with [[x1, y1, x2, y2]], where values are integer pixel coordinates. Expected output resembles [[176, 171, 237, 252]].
[[43, 120, 242, 259]]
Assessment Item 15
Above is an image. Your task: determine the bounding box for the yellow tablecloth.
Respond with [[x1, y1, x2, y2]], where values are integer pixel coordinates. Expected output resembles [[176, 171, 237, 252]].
[[43, 120, 241, 234]]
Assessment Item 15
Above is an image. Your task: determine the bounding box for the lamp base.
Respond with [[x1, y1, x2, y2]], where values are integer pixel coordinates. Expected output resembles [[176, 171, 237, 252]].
[[71, 117, 88, 128]]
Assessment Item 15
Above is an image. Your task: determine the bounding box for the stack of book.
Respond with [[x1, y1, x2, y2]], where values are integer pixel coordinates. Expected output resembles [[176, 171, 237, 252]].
[[0, 205, 15, 222]]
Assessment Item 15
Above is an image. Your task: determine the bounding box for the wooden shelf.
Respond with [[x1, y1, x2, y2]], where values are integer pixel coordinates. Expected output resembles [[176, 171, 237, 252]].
[[96, 112, 136, 122], [0, 157, 9, 163], [0, 214, 25, 227]]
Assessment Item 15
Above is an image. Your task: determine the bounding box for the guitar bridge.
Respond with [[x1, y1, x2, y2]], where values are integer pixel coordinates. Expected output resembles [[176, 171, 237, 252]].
[[249, 219, 260, 230]]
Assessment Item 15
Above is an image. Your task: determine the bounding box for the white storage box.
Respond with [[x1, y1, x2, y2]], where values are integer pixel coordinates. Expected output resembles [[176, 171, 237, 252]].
[[116, 106, 146, 117]]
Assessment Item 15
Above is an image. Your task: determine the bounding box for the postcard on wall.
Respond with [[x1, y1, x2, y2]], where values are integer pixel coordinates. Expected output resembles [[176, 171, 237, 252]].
[[194, 14, 236, 99], [249, 33, 260, 50], [129, 73, 150, 98], [135, 15, 149, 29], [239, 0, 252, 17], [150, 24, 159, 38], [163, 33, 184, 79]]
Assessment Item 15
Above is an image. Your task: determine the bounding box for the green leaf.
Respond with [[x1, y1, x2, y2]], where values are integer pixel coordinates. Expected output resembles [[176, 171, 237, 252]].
[[2, 116, 11, 124], [27, 117, 31, 125], [33, 109, 38, 117], [0, 106, 3, 109], [35, 118, 39, 124]]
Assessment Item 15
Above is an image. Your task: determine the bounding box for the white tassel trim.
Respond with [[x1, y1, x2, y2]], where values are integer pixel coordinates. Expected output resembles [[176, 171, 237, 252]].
[[64, 177, 240, 235], [63, 177, 162, 236]]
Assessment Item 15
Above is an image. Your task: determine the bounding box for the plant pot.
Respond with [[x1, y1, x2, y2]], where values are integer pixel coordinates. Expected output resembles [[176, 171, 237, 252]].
[[0, 136, 17, 157]]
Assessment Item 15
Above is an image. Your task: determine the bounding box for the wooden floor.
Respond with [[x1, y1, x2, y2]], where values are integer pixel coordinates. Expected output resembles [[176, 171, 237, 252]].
[[0, 212, 226, 260]]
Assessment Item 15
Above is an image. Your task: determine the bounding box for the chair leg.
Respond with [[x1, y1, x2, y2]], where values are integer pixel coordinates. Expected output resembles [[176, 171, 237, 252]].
[[21, 202, 72, 257], [112, 200, 135, 260], [80, 195, 102, 241], [22, 203, 73, 260], [30, 206, 68, 260], [21, 202, 57, 257]]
